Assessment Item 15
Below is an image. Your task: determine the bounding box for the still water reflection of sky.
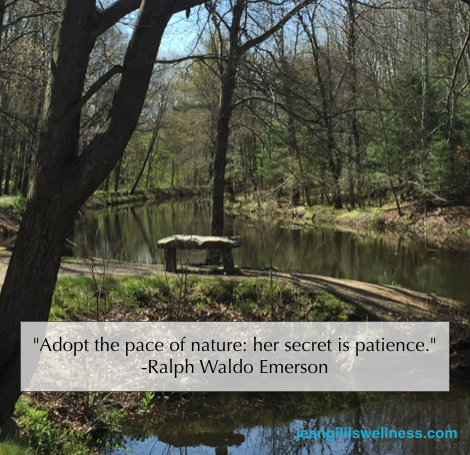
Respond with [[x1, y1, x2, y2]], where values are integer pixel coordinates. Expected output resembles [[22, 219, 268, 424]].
[[111, 390, 470, 455]]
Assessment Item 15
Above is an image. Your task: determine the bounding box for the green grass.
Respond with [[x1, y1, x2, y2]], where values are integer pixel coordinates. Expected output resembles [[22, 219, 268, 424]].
[[336, 207, 380, 220], [88, 187, 199, 209], [51, 274, 355, 323], [90, 190, 145, 208], [22, 274, 358, 454], [0, 198, 19, 208], [14, 398, 95, 455], [308, 205, 336, 221], [51, 276, 120, 320], [0, 442, 28, 455], [447, 227, 462, 235]]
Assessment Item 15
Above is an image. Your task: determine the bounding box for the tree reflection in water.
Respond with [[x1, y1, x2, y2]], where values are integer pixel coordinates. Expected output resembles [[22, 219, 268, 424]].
[[110, 389, 470, 455]]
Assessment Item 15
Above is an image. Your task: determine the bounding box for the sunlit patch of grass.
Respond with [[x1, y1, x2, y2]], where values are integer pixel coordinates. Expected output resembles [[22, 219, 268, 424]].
[[51, 274, 355, 323], [0, 441, 29, 455], [14, 396, 98, 455], [322, 293, 350, 321], [0, 197, 19, 207], [51, 276, 121, 320]]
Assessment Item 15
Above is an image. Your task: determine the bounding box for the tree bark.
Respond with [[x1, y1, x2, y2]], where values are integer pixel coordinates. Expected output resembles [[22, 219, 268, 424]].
[[206, 0, 244, 264], [0, 0, 205, 425], [208, 0, 244, 244], [0, 0, 5, 51], [210, 67, 238, 237]]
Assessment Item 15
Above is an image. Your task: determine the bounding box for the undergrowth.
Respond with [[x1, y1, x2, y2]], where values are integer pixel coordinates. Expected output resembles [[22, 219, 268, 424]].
[[51, 275, 354, 322]]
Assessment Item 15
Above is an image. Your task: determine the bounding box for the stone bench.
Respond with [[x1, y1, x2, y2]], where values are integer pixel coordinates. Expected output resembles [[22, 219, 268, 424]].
[[157, 235, 242, 273]]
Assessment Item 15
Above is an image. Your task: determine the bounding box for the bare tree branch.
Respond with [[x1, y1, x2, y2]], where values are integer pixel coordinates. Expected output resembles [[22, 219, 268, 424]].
[[79, 65, 123, 110], [154, 54, 221, 65], [446, 27, 470, 110], [97, 0, 141, 36], [239, 0, 314, 53], [4, 10, 61, 29]]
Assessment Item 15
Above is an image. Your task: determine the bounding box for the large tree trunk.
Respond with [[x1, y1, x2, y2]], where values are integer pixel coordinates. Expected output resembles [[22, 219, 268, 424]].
[[0, 0, 203, 426], [0, 182, 77, 426], [206, 0, 244, 264], [208, 0, 246, 246], [210, 68, 237, 238]]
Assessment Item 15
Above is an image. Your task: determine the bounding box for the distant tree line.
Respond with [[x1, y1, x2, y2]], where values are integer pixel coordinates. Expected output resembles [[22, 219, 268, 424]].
[[1, 0, 470, 217]]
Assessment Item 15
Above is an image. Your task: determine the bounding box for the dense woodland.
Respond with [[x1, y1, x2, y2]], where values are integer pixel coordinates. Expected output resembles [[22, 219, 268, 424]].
[[2, 0, 470, 216]]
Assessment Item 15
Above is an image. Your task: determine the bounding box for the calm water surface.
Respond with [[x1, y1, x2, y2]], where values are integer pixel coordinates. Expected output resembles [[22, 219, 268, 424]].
[[74, 199, 470, 301], [107, 388, 470, 455]]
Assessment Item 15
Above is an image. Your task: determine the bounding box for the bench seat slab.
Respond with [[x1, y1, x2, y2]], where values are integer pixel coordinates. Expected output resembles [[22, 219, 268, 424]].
[[157, 235, 241, 273], [157, 235, 241, 250]]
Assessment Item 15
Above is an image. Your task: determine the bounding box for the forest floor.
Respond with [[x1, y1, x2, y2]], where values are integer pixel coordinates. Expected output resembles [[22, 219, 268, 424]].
[[87, 187, 201, 209], [0, 205, 21, 239]]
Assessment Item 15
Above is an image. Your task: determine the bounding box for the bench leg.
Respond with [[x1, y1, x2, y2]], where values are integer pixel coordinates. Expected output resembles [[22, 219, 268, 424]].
[[221, 248, 234, 272], [206, 248, 220, 265], [164, 248, 177, 272]]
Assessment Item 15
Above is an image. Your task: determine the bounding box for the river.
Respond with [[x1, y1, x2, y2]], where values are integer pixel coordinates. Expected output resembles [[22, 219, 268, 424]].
[[73, 199, 470, 301], [106, 387, 470, 455]]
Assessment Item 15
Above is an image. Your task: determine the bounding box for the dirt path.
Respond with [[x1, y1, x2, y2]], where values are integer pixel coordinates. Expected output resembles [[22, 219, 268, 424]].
[[2, 250, 469, 374], [0, 250, 159, 284], [1, 250, 467, 322], [231, 268, 468, 324], [294, 274, 468, 321]]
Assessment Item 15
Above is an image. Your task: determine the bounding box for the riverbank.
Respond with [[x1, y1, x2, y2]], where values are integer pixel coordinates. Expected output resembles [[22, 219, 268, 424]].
[[0, 250, 468, 367], [0, 187, 203, 239], [3, 189, 470, 247], [87, 187, 202, 209], [226, 195, 470, 247]]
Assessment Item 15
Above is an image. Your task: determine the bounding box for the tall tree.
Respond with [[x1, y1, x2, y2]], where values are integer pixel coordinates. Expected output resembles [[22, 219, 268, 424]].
[[207, 0, 313, 263], [299, 7, 344, 209], [345, 0, 361, 208], [0, 0, 204, 427]]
